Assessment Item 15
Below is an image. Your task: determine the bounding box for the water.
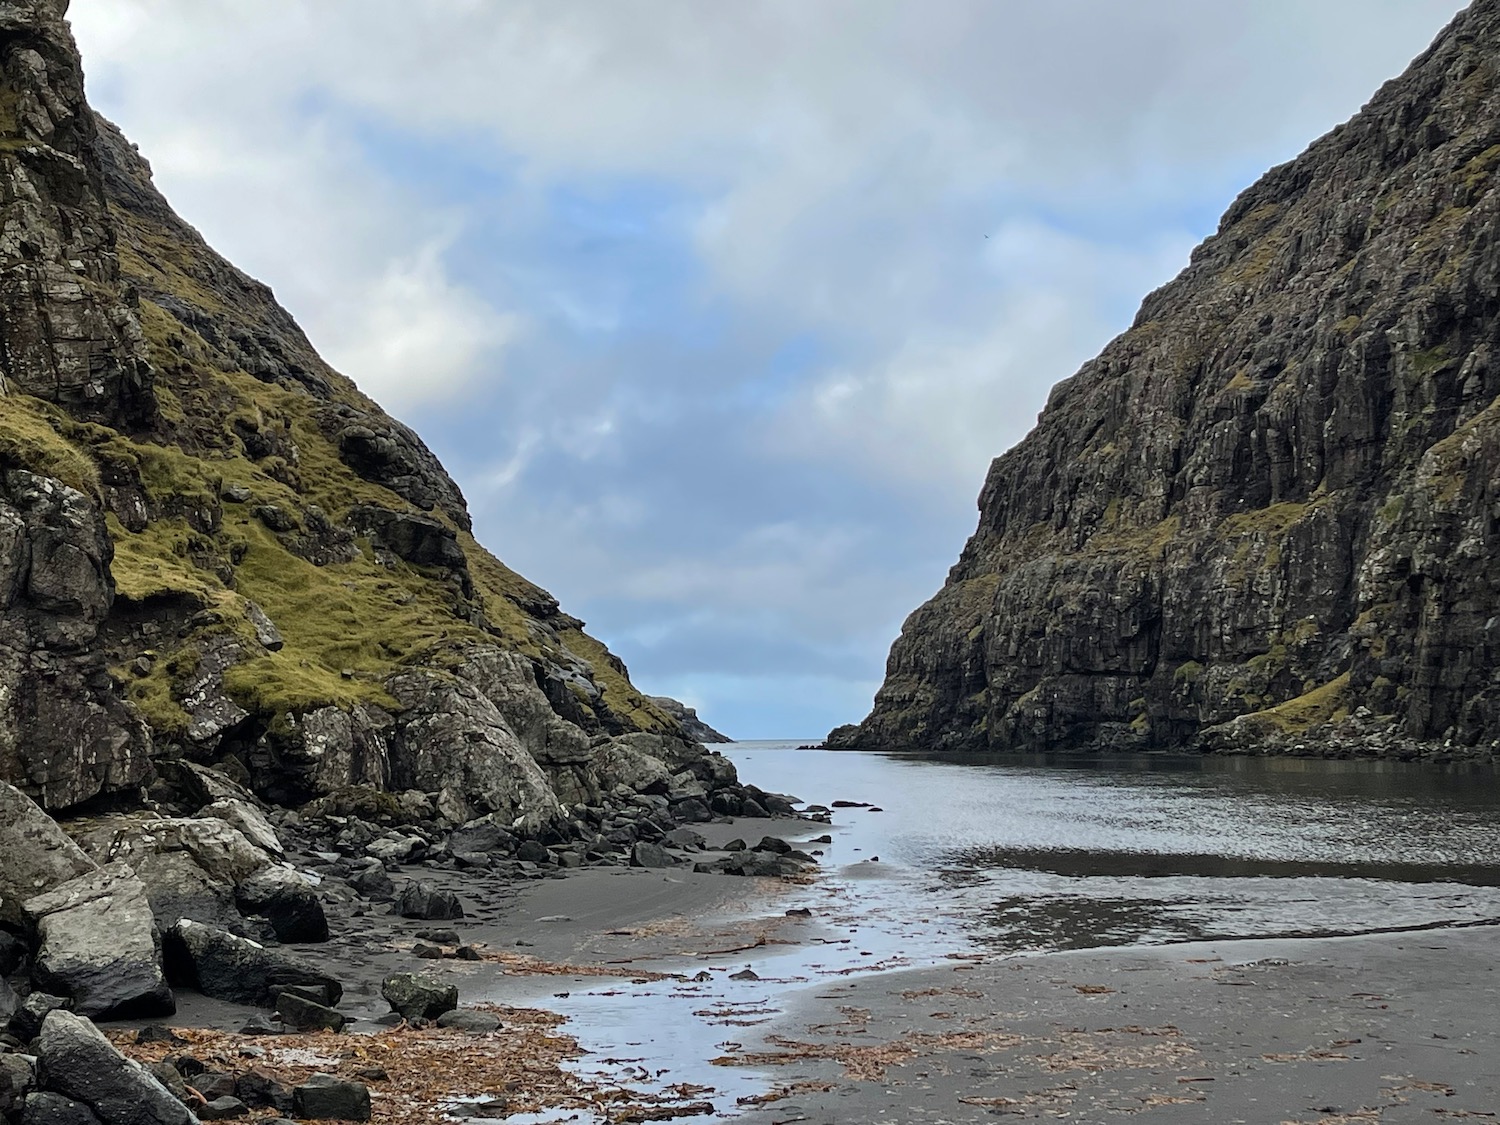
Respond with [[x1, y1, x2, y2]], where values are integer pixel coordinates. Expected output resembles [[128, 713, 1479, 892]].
[[494, 741, 1500, 1121], [730, 740, 1500, 953]]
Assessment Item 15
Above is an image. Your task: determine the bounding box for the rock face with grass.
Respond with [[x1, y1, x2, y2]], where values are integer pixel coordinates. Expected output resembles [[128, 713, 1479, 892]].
[[0, 0, 723, 823], [834, 0, 1500, 761]]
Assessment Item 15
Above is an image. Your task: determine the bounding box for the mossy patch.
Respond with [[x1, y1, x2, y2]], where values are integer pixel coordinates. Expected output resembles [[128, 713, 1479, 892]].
[[557, 627, 674, 735], [0, 395, 101, 495], [1237, 672, 1353, 734]]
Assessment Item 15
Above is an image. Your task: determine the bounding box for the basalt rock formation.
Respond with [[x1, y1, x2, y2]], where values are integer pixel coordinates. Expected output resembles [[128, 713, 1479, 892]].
[[0, 0, 732, 823], [833, 0, 1500, 762], [649, 696, 733, 744]]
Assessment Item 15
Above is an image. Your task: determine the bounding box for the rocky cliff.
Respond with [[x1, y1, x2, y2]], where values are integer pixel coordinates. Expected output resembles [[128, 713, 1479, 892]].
[[832, 0, 1500, 762], [0, 0, 726, 821]]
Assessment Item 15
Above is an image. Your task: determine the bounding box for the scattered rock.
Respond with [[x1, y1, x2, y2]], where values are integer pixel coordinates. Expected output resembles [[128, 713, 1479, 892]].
[[729, 968, 759, 981], [273, 993, 345, 1033], [394, 882, 463, 921], [23, 863, 174, 1019], [754, 836, 793, 855], [412, 942, 443, 960], [347, 862, 395, 902], [434, 1009, 500, 1033], [197, 1098, 248, 1121], [164, 920, 342, 1007], [629, 842, 674, 869], [235, 867, 329, 943], [33, 1010, 194, 1125], [292, 1074, 370, 1121], [233, 1072, 292, 1114], [380, 973, 458, 1022]]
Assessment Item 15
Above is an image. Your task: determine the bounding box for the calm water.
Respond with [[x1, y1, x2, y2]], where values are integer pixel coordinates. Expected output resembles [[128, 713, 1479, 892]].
[[727, 741, 1500, 953]]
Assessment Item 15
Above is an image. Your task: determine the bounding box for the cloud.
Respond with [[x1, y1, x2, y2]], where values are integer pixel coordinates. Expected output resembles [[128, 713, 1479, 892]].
[[67, 0, 1470, 736]]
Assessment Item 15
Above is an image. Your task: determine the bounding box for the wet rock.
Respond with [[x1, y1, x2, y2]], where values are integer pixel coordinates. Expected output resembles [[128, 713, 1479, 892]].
[[133, 1027, 185, 1048], [273, 993, 344, 1033], [394, 882, 463, 921], [18, 1093, 102, 1125], [235, 868, 328, 944], [196, 1097, 247, 1121], [380, 973, 457, 1021], [1, 1053, 38, 1117], [23, 863, 174, 1020], [629, 842, 674, 869], [143, 1063, 185, 1106], [189, 1074, 234, 1101], [414, 929, 460, 945], [347, 861, 395, 902], [754, 836, 793, 855], [292, 1074, 370, 1121], [164, 920, 341, 1007], [9, 994, 70, 1044], [0, 783, 98, 928], [237, 1017, 278, 1037], [233, 1072, 291, 1114], [194, 801, 283, 858], [412, 942, 443, 960], [33, 1011, 193, 1125], [434, 1009, 499, 1033]]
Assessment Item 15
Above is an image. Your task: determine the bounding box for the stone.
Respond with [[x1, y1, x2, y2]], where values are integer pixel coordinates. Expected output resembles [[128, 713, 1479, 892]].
[[1, 1053, 38, 1117], [196, 1098, 247, 1121], [645, 697, 732, 744], [194, 801, 283, 858], [133, 1027, 184, 1047], [414, 929, 460, 945], [243, 602, 283, 652], [394, 881, 463, 921], [273, 993, 344, 1033], [292, 1075, 370, 1121], [0, 783, 97, 928], [233, 1071, 292, 1114], [434, 1009, 500, 1033], [380, 973, 457, 1022], [235, 867, 329, 944], [629, 842, 673, 869], [163, 920, 341, 1007], [412, 942, 443, 960], [9, 994, 70, 1044], [144, 1063, 185, 1105], [33, 1011, 194, 1125], [0, 977, 17, 1025], [23, 863, 174, 1020], [671, 798, 712, 823], [191, 1075, 234, 1101], [348, 862, 395, 901], [18, 1093, 102, 1125], [0, 929, 27, 975], [662, 827, 706, 850]]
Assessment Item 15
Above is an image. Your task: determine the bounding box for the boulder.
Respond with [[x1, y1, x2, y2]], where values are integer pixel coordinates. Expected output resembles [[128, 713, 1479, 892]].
[[292, 1075, 370, 1122], [197, 1097, 247, 1121], [235, 868, 328, 944], [394, 882, 462, 921], [434, 1009, 499, 1033], [33, 1011, 193, 1125], [23, 864, 174, 1019], [273, 993, 344, 1033], [232, 1072, 291, 1114], [18, 1093, 102, 1125], [1, 1054, 38, 1118], [9, 993, 70, 1043], [0, 783, 97, 928], [380, 973, 457, 1021], [164, 920, 341, 1007], [592, 743, 672, 796], [347, 861, 395, 901], [629, 842, 673, 869], [127, 851, 241, 933], [0, 976, 18, 1024], [194, 801, 283, 858], [74, 816, 272, 887]]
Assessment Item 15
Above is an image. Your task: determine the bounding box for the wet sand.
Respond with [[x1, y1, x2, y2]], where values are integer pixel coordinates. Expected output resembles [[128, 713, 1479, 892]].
[[122, 812, 1500, 1122]]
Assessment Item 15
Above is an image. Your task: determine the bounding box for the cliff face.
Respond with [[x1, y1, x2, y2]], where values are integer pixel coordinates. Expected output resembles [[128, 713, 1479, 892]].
[[0, 0, 705, 817], [834, 0, 1500, 761]]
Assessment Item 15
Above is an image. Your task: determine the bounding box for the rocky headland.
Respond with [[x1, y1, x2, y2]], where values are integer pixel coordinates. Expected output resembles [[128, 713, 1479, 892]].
[[832, 0, 1500, 763]]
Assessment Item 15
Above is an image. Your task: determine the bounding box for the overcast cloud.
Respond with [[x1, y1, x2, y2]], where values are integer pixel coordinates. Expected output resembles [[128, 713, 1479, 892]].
[[70, 0, 1465, 736]]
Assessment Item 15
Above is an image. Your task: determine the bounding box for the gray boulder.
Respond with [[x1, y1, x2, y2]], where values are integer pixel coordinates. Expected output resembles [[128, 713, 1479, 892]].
[[33, 1011, 193, 1125], [164, 919, 340, 1007], [0, 783, 97, 928], [629, 842, 674, 869], [23, 864, 173, 1019], [292, 1075, 369, 1121], [194, 800, 283, 858], [9, 993, 71, 1043], [394, 881, 462, 921], [1, 1054, 38, 1118], [435, 1009, 500, 1033], [19, 1093, 102, 1125], [380, 973, 457, 1021], [74, 816, 272, 887], [347, 861, 394, 901], [273, 993, 344, 1033], [235, 867, 328, 943]]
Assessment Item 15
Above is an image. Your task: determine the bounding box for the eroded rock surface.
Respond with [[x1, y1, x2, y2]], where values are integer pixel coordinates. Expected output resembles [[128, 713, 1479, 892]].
[[838, 1, 1500, 762]]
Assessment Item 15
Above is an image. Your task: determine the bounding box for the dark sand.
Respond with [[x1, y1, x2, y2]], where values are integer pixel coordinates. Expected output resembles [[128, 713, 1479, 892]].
[[128, 814, 1500, 1122]]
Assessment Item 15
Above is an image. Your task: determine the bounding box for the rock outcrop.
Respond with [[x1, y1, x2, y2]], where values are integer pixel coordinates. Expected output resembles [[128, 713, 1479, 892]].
[[0, 0, 714, 829], [649, 697, 733, 744], [834, 0, 1500, 762]]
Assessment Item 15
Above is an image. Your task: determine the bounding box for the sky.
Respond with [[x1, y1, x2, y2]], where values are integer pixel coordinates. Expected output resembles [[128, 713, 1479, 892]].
[[69, 1, 1466, 739]]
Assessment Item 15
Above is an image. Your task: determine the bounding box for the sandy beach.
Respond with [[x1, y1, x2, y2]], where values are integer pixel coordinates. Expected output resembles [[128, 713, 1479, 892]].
[[109, 799, 1500, 1123]]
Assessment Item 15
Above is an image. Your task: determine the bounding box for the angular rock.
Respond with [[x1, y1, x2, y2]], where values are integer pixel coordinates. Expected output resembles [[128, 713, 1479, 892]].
[[292, 1075, 370, 1122], [1, 1053, 38, 1118], [380, 973, 457, 1021], [164, 920, 341, 1007], [0, 783, 97, 928], [9, 993, 71, 1044], [33, 1011, 193, 1125], [194, 801, 283, 858], [394, 881, 462, 921], [233, 1072, 292, 1114], [629, 842, 673, 869], [18, 1093, 102, 1125], [243, 602, 283, 652], [74, 816, 271, 887], [197, 1098, 247, 1121], [347, 862, 395, 902], [235, 867, 328, 944], [23, 863, 173, 1019], [273, 992, 344, 1033], [434, 1009, 500, 1033]]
